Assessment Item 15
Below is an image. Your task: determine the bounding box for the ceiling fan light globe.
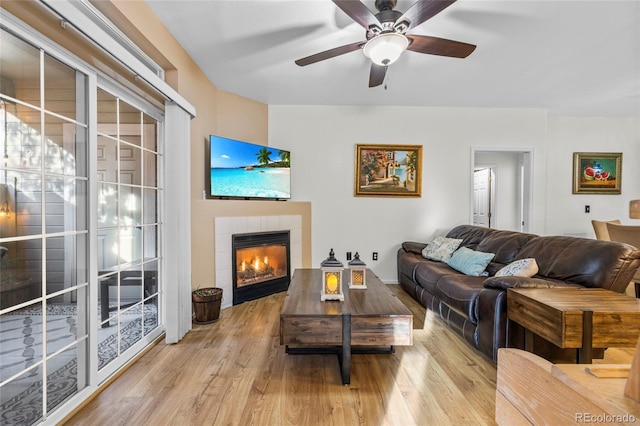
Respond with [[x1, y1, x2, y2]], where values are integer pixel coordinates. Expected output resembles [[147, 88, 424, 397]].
[[363, 33, 408, 66]]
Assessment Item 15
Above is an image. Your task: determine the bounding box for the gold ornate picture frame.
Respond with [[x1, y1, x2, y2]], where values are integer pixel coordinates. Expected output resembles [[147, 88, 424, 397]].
[[572, 152, 622, 194], [354, 144, 422, 197]]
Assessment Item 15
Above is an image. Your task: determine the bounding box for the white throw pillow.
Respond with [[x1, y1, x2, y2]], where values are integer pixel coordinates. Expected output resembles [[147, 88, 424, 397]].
[[422, 236, 463, 262], [495, 258, 539, 277]]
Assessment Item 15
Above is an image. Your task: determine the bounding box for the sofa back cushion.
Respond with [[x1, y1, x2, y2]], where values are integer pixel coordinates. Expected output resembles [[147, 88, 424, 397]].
[[447, 225, 537, 275], [446, 225, 494, 250], [476, 230, 537, 274], [516, 236, 640, 291]]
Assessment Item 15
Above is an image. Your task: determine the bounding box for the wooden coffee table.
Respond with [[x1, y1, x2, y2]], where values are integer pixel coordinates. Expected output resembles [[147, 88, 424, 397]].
[[280, 268, 413, 384], [507, 287, 640, 363]]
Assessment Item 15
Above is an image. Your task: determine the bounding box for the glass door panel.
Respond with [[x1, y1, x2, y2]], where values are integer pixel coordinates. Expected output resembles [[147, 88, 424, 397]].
[[96, 89, 160, 375], [0, 26, 89, 425]]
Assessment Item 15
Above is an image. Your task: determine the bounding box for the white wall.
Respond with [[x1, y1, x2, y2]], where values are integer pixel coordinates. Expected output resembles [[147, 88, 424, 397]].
[[545, 116, 640, 238], [270, 107, 639, 283], [269, 106, 548, 282]]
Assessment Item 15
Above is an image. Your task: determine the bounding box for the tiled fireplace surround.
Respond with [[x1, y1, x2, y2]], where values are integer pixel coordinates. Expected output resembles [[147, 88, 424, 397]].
[[214, 215, 303, 309]]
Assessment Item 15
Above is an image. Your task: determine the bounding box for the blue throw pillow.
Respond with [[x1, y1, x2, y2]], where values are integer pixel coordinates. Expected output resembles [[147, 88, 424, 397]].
[[447, 247, 495, 277]]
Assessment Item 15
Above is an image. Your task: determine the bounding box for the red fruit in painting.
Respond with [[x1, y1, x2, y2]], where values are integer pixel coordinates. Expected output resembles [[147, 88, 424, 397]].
[[584, 167, 595, 177], [595, 173, 602, 179], [601, 171, 610, 179]]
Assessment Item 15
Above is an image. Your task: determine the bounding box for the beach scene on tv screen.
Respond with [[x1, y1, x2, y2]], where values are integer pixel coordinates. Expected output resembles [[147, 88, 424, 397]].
[[210, 136, 291, 198]]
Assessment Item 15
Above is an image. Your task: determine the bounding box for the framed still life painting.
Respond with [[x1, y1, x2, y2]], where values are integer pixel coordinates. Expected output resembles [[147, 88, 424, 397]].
[[572, 152, 622, 194], [354, 144, 422, 197]]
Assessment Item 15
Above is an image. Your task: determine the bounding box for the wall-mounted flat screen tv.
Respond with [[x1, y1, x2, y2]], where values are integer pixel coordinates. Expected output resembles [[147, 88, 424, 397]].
[[207, 135, 291, 200]]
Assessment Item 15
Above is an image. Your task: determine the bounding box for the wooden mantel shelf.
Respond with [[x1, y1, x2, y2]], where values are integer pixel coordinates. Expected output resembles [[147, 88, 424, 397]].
[[496, 348, 640, 425]]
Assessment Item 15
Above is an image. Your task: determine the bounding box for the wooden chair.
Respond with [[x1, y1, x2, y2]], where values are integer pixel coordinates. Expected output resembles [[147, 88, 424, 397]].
[[591, 219, 621, 241], [606, 222, 640, 298]]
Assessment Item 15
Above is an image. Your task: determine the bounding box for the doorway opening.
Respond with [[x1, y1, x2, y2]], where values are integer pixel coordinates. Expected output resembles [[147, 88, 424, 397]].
[[471, 148, 533, 233]]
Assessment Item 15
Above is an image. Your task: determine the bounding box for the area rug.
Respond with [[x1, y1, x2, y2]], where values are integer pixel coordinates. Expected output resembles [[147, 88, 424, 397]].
[[0, 304, 158, 425]]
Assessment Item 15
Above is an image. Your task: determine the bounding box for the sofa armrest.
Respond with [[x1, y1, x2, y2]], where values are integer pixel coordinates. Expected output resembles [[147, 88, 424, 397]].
[[401, 241, 427, 255], [483, 276, 584, 291]]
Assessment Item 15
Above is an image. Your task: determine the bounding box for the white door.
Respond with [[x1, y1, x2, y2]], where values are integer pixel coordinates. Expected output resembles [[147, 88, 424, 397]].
[[473, 168, 493, 228]]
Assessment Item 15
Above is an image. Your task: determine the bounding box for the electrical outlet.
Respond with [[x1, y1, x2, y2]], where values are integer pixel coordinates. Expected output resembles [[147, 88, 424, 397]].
[[585, 205, 590, 213], [346, 251, 352, 261], [372, 252, 378, 261]]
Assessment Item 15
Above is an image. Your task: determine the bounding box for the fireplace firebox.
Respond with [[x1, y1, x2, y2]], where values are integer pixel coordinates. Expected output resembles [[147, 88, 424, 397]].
[[232, 231, 291, 305]]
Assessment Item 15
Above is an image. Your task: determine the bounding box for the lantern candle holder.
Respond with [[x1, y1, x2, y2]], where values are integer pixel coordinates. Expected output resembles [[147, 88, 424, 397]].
[[320, 248, 344, 301], [348, 252, 367, 289]]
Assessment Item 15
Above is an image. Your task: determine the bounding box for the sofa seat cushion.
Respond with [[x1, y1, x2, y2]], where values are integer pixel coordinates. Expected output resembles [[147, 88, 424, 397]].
[[483, 275, 584, 290], [414, 260, 459, 294], [434, 274, 486, 324]]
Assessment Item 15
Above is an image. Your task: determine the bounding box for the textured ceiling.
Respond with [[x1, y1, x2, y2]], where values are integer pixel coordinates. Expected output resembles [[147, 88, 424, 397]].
[[145, 0, 640, 116]]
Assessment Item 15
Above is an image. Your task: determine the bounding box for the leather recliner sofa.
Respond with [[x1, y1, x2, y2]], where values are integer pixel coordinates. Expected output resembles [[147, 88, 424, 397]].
[[397, 225, 640, 363]]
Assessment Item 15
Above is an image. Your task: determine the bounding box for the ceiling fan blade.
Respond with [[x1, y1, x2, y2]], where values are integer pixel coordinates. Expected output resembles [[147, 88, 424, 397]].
[[407, 35, 476, 58], [332, 0, 380, 30], [397, 0, 457, 30], [369, 64, 387, 88], [295, 41, 365, 66]]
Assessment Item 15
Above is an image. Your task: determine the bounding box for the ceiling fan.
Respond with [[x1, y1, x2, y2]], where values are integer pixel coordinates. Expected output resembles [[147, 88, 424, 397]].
[[295, 0, 476, 87]]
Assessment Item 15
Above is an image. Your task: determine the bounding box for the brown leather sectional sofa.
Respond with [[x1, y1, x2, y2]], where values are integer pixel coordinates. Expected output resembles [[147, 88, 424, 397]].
[[397, 225, 640, 363]]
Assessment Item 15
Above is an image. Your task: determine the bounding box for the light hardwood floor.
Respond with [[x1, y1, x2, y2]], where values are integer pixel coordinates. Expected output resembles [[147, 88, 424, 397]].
[[64, 286, 634, 426]]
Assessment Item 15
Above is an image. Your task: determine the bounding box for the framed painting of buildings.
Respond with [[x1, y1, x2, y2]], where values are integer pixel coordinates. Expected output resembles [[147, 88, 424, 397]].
[[572, 152, 622, 194], [354, 144, 422, 197]]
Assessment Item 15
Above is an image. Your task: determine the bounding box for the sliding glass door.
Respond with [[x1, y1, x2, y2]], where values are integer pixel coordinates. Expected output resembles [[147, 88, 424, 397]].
[[0, 23, 164, 425]]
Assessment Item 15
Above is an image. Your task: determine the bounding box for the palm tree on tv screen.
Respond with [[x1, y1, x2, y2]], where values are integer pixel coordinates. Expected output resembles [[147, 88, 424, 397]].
[[278, 150, 290, 166], [256, 147, 272, 166]]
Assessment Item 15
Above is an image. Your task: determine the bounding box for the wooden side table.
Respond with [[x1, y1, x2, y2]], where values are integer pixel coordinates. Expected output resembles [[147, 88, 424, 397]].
[[507, 287, 640, 363]]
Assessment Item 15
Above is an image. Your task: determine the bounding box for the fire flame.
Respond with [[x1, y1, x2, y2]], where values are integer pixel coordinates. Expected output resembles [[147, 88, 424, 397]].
[[240, 256, 271, 273]]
